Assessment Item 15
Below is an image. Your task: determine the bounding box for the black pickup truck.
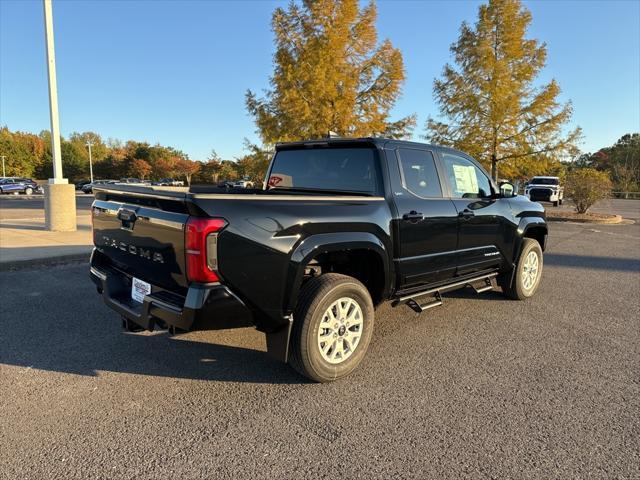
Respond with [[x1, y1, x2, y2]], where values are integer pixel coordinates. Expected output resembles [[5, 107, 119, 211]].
[[90, 138, 547, 382]]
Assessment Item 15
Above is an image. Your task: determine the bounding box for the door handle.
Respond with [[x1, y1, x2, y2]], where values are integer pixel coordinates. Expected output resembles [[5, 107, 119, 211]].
[[458, 209, 475, 219], [403, 211, 424, 222]]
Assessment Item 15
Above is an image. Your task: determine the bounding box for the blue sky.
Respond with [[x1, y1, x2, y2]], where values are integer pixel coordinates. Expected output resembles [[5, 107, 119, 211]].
[[1, 0, 639, 161]]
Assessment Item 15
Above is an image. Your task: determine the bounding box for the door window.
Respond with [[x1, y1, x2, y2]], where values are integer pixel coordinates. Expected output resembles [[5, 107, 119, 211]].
[[397, 149, 442, 198], [441, 153, 492, 198]]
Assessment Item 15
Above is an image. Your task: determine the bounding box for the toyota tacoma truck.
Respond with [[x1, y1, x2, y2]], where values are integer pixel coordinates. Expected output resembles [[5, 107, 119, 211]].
[[90, 138, 547, 382]]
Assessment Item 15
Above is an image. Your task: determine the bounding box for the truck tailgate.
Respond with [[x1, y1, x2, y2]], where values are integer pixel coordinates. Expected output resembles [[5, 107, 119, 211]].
[[91, 192, 189, 292]]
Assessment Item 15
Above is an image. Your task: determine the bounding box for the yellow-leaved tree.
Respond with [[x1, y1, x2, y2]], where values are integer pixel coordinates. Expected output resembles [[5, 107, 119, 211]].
[[246, 0, 415, 144], [425, 0, 581, 180]]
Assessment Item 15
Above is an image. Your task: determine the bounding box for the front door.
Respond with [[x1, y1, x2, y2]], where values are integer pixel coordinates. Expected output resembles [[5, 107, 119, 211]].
[[389, 147, 459, 289], [438, 152, 512, 276]]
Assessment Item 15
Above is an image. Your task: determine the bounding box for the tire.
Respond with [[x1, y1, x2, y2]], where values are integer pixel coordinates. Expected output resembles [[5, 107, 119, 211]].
[[552, 201, 558, 207], [289, 273, 374, 382], [559, 198, 563, 205], [25, 187, 33, 195], [501, 238, 544, 300]]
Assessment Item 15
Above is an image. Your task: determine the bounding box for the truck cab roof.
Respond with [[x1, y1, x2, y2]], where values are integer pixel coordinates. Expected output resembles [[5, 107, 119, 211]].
[[275, 137, 471, 158]]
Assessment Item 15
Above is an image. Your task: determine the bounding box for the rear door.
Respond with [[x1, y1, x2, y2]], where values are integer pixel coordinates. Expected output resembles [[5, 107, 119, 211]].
[[390, 147, 459, 289], [437, 151, 512, 276]]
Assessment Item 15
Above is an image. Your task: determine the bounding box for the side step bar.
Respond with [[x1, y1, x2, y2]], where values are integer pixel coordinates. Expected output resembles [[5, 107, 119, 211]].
[[394, 272, 498, 313]]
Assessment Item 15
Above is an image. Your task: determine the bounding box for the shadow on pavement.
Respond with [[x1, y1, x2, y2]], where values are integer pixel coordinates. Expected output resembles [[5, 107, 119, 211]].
[[0, 265, 304, 384], [545, 253, 640, 272], [0, 317, 304, 385]]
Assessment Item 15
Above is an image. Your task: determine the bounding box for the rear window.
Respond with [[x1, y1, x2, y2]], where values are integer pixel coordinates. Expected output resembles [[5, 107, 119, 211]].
[[268, 147, 382, 195]]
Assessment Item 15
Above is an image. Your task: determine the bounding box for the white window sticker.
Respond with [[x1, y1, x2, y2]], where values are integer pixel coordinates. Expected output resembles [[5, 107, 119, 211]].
[[452, 164, 478, 194]]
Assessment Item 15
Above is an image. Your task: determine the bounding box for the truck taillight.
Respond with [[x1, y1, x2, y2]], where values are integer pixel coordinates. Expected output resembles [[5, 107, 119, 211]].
[[185, 217, 227, 283]]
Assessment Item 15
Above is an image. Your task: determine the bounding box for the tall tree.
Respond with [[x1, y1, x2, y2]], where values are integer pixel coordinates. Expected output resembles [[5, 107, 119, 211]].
[[425, 0, 581, 180], [129, 158, 152, 180], [246, 0, 415, 144], [174, 158, 201, 186]]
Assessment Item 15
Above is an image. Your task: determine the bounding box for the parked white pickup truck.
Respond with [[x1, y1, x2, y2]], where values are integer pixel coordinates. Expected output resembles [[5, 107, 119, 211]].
[[525, 176, 564, 207]]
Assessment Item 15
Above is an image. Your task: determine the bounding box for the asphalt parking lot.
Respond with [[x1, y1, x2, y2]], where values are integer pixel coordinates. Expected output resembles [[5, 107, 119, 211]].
[[1, 211, 639, 478]]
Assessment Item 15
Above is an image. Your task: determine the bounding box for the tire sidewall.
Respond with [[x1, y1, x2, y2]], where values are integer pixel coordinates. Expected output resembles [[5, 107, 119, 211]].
[[300, 280, 374, 382], [515, 240, 543, 298]]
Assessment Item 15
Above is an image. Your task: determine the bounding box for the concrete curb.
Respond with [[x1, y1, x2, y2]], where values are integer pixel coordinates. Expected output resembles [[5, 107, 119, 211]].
[[546, 213, 623, 224], [0, 251, 91, 271]]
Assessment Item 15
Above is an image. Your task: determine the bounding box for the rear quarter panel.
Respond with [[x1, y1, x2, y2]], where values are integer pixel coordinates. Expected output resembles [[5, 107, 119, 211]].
[[193, 194, 393, 331]]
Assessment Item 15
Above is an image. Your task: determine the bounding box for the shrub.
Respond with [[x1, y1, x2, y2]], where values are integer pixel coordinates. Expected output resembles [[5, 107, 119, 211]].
[[565, 168, 612, 214]]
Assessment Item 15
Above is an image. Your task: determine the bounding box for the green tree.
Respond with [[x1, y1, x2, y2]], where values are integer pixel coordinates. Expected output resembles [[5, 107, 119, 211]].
[[0, 127, 46, 177], [246, 0, 414, 144], [425, 0, 581, 180], [236, 141, 272, 184], [218, 161, 239, 181]]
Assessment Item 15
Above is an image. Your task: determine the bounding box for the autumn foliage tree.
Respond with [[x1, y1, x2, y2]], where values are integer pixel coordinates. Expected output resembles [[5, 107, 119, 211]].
[[565, 168, 612, 214], [425, 0, 581, 180], [246, 0, 414, 144], [129, 158, 152, 179], [173, 158, 200, 185]]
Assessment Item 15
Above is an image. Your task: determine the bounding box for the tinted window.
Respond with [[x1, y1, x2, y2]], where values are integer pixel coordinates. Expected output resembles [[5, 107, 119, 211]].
[[397, 149, 442, 198], [268, 147, 382, 195], [441, 153, 492, 198], [531, 177, 559, 185]]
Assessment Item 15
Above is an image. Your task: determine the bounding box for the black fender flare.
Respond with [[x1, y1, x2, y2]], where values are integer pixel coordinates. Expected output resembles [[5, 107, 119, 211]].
[[284, 232, 391, 314], [500, 216, 547, 287]]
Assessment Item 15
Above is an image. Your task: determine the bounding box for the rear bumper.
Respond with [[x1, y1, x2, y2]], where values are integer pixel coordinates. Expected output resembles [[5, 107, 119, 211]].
[[89, 250, 253, 332]]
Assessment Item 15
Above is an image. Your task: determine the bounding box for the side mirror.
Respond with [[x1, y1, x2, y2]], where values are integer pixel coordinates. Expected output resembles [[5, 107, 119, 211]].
[[499, 181, 516, 197]]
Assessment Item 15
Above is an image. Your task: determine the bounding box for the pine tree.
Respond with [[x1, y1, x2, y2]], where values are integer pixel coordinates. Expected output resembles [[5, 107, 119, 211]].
[[246, 0, 414, 144], [425, 0, 581, 180]]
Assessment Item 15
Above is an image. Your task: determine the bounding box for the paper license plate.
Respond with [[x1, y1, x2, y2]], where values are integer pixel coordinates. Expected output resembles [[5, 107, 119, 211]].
[[131, 277, 151, 303]]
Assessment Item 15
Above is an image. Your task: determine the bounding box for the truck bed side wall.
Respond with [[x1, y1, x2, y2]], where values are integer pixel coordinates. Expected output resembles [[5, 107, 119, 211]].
[[193, 195, 394, 332]]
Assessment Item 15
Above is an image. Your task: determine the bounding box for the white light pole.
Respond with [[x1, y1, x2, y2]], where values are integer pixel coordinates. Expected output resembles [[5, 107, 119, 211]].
[[1, 155, 6, 177], [43, 0, 64, 184], [42, 0, 76, 231], [86, 141, 94, 183]]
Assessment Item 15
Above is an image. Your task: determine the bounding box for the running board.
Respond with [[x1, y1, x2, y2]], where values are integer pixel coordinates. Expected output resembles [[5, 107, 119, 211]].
[[394, 272, 498, 313]]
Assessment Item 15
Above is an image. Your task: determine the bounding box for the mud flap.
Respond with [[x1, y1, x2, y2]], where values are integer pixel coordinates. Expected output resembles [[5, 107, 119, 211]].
[[265, 315, 293, 363]]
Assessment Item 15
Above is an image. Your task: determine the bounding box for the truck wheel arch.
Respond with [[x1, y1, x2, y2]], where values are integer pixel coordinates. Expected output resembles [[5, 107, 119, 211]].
[[285, 232, 391, 314]]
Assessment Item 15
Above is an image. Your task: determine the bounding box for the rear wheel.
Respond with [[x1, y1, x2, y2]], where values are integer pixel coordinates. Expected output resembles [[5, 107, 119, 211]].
[[501, 238, 543, 300], [289, 273, 374, 382], [552, 200, 558, 207]]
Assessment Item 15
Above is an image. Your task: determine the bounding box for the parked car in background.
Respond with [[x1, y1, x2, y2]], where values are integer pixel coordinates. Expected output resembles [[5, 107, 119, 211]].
[[82, 180, 117, 194], [75, 179, 91, 190], [525, 176, 564, 207], [233, 179, 255, 188], [0, 177, 42, 195], [154, 178, 185, 187]]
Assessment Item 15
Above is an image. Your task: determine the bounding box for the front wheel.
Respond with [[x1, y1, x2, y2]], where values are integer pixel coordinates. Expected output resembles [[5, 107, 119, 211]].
[[24, 187, 33, 195], [289, 273, 374, 382], [501, 238, 543, 300]]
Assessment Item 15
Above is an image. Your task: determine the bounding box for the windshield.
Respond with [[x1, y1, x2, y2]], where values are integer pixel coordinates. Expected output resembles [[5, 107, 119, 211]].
[[268, 147, 382, 195], [531, 177, 559, 185]]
